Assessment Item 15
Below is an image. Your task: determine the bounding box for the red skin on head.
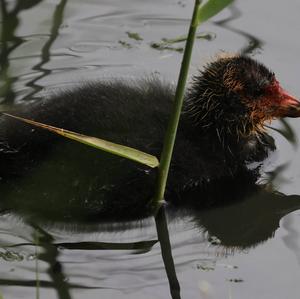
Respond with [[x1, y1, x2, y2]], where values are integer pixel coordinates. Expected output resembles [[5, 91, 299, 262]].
[[262, 80, 300, 118]]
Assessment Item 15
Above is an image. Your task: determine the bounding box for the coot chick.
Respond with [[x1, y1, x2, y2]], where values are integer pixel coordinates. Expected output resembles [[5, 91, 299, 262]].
[[0, 54, 299, 220]]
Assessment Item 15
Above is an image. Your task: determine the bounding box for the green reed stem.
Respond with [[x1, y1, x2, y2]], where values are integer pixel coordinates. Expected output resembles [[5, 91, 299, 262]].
[[154, 0, 202, 204]]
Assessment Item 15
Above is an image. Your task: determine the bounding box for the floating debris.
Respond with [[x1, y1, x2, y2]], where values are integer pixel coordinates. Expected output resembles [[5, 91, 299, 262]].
[[126, 31, 143, 41], [118, 40, 133, 49], [228, 278, 244, 283], [150, 32, 216, 52]]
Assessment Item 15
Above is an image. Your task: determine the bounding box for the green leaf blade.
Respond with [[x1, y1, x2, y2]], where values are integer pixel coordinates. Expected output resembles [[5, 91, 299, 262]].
[[197, 0, 234, 25], [3, 113, 159, 168]]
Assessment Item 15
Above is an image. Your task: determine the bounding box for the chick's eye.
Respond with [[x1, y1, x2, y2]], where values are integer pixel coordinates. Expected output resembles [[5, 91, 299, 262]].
[[251, 87, 262, 98], [248, 81, 268, 98]]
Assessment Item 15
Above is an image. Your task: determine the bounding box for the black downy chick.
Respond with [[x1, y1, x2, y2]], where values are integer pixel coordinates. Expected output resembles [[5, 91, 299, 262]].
[[0, 54, 299, 220]]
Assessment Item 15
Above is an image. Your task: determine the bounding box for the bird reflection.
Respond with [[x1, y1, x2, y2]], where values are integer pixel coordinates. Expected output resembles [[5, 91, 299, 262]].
[[3, 172, 300, 251], [178, 187, 300, 249]]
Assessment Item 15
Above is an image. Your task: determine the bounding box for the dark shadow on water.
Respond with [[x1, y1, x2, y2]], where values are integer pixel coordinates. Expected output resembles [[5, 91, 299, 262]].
[[267, 118, 298, 148], [1, 182, 300, 298], [181, 188, 300, 249], [214, 5, 263, 55], [7, 240, 158, 252], [1, 223, 159, 297], [155, 206, 181, 299], [23, 0, 68, 102], [0, 279, 98, 289], [30, 222, 72, 299], [0, 0, 68, 104], [1, 158, 300, 249], [0, 0, 44, 103], [4, 178, 300, 250]]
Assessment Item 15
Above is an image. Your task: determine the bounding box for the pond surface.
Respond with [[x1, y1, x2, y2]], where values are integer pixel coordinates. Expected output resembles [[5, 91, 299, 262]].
[[1, 0, 300, 298]]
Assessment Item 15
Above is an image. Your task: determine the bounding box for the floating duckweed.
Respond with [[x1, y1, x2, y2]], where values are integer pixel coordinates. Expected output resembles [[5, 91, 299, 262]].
[[126, 31, 143, 41], [118, 40, 132, 48], [0, 250, 24, 262], [150, 32, 215, 52]]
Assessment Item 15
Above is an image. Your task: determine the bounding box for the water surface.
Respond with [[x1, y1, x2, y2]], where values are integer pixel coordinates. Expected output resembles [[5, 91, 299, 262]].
[[1, 0, 300, 298]]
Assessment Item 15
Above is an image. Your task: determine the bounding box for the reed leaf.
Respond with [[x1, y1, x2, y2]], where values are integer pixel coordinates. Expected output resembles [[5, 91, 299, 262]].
[[197, 0, 234, 25], [3, 113, 159, 168]]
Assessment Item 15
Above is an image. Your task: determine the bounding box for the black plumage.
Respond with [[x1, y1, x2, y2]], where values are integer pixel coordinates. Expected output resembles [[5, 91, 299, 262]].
[[0, 55, 299, 221]]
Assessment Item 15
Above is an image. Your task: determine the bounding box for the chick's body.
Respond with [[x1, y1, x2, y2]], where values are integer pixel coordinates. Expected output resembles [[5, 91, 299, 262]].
[[0, 55, 298, 220]]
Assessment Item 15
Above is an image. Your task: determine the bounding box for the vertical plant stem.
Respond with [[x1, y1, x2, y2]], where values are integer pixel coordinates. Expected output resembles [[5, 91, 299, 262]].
[[154, 0, 202, 203], [155, 206, 181, 299]]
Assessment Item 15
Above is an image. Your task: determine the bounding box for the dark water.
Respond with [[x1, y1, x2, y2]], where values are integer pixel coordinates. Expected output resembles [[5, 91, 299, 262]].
[[1, 0, 300, 298]]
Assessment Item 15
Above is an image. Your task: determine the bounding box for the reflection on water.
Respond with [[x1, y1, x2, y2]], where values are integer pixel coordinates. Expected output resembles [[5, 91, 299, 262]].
[[282, 216, 300, 267], [267, 118, 297, 147], [23, 0, 68, 102], [213, 5, 263, 56], [187, 189, 300, 249], [32, 224, 71, 299], [1, 0, 300, 299], [155, 207, 181, 299], [0, 0, 44, 103], [1, 186, 300, 298]]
